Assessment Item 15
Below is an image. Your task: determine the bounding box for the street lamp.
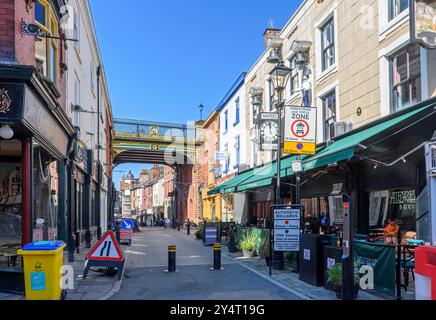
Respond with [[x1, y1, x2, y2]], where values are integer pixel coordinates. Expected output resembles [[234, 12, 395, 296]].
[[267, 45, 292, 271], [0, 125, 14, 140]]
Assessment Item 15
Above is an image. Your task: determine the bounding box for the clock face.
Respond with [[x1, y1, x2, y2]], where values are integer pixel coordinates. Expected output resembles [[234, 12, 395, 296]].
[[260, 120, 278, 139]]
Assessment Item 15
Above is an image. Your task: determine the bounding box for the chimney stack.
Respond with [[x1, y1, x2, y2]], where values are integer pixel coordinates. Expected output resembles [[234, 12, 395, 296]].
[[263, 28, 281, 50]]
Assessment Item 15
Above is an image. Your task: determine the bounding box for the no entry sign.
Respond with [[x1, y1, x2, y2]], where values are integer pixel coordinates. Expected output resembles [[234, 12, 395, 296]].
[[284, 106, 317, 155]]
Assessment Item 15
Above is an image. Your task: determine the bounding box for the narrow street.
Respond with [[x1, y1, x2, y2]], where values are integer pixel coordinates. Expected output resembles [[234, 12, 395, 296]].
[[111, 228, 301, 300]]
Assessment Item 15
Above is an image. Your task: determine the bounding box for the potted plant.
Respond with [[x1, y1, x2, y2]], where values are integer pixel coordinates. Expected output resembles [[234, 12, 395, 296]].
[[239, 239, 256, 257], [195, 227, 204, 240], [326, 263, 361, 299], [238, 229, 258, 257]]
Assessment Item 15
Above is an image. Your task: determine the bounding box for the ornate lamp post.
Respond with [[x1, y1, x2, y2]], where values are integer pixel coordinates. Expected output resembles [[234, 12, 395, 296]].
[[267, 41, 293, 270]]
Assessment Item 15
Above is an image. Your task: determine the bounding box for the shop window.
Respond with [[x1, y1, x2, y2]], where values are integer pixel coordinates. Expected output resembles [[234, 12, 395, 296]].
[[91, 189, 97, 227], [75, 177, 84, 232], [328, 195, 348, 225], [32, 140, 59, 241], [0, 161, 22, 248], [369, 191, 390, 227], [389, 0, 409, 21], [322, 90, 337, 141], [387, 190, 416, 231], [321, 18, 335, 72], [391, 44, 422, 112]]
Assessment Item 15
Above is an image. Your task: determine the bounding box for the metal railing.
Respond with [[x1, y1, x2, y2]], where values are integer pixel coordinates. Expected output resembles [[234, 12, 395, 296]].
[[114, 118, 195, 139]]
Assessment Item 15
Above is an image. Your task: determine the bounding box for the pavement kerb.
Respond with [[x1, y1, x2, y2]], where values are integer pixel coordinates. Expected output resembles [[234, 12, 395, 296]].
[[98, 241, 131, 300]]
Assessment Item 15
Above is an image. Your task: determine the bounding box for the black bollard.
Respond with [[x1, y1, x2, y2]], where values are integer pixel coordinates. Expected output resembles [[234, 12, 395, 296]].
[[213, 243, 222, 270], [168, 245, 176, 272]]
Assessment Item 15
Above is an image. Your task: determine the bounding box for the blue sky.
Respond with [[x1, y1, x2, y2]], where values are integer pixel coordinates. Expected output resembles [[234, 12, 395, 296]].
[[90, 0, 303, 187]]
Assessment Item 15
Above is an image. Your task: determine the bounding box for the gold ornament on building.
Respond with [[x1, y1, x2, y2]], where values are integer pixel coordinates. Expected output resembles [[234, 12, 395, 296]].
[[0, 89, 12, 114], [150, 126, 160, 135]]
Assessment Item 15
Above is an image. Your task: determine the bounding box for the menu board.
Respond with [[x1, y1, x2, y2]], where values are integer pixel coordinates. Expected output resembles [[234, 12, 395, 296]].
[[204, 226, 219, 246]]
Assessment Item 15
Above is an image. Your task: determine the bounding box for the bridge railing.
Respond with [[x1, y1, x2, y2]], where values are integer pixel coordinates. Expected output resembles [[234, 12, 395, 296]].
[[114, 118, 196, 140]]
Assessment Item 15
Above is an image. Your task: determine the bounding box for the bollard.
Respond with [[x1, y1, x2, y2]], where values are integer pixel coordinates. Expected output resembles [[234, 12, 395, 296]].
[[213, 243, 222, 270], [168, 245, 176, 272], [187, 220, 191, 235]]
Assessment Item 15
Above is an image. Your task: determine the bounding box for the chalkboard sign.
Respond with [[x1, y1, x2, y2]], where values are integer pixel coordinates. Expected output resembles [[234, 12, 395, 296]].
[[204, 226, 219, 246]]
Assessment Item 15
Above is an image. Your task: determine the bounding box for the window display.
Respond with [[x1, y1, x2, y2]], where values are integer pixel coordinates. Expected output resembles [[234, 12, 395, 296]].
[[32, 140, 59, 241], [0, 162, 22, 247]]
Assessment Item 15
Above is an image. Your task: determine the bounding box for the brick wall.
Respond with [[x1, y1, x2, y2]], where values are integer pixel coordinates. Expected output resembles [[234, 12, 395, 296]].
[[15, 0, 34, 65], [0, 0, 16, 62]]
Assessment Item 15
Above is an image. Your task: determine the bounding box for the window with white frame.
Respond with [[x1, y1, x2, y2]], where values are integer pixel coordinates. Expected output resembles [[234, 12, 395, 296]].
[[90, 62, 95, 91], [74, 8, 80, 49], [389, 0, 409, 21], [322, 91, 337, 141], [224, 110, 228, 132], [321, 18, 335, 72], [391, 44, 422, 112], [224, 143, 229, 174], [289, 55, 300, 96], [234, 135, 240, 168], [234, 98, 240, 126]]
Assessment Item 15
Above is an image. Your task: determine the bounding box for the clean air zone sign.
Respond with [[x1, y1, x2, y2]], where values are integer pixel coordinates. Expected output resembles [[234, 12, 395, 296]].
[[284, 106, 317, 155]]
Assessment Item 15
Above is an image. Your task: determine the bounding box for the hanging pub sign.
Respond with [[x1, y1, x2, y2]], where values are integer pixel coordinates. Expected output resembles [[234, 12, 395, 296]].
[[283, 106, 317, 155], [258, 113, 279, 151], [410, 0, 436, 49]]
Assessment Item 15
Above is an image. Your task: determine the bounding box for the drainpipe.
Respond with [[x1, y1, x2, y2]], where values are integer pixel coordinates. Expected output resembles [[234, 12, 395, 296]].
[[96, 65, 102, 239]]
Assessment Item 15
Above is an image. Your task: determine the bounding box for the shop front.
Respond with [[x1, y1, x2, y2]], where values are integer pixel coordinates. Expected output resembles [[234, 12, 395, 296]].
[[0, 67, 75, 292], [213, 97, 436, 298]]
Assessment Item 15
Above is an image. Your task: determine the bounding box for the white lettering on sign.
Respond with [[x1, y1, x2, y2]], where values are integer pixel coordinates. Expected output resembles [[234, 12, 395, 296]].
[[274, 208, 301, 252]]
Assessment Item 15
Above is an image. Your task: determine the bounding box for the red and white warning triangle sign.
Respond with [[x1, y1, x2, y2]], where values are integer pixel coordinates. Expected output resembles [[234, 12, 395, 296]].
[[86, 230, 124, 262]]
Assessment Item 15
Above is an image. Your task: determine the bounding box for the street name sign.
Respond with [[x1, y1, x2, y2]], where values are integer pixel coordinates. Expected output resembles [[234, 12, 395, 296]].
[[83, 230, 125, 280], [274, 209, 301, 252], [284, 106, 317, 155]]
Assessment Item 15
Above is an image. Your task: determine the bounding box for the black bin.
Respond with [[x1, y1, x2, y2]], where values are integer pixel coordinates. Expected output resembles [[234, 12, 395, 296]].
[[323, 245, 343, 290], [299, 234, 331, 286]]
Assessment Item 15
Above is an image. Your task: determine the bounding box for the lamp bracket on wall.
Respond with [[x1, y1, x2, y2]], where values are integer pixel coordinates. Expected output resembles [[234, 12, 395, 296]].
[[21, 19, 78, 42]]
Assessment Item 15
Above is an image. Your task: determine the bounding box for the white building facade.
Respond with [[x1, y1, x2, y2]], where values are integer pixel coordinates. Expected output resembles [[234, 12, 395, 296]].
[[65, 0, 113, 245]]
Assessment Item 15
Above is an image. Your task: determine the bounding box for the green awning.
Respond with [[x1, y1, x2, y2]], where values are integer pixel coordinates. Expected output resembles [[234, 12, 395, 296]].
[[209, 100, 436, 195], [207, 168, 255, 195], [236, 156, 296, 193], [290, 102, 436, 175]]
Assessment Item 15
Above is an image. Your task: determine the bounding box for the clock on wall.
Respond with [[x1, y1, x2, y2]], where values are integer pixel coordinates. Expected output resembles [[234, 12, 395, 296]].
[[258, 116, 279, 151]]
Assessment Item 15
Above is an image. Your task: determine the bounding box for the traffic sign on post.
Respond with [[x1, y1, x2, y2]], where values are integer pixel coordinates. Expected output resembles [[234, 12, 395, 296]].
[[284, 106, 317, 155], [273, 209, 301, 252], [121, 219, 134, 230], [83, 230, 125, 280]]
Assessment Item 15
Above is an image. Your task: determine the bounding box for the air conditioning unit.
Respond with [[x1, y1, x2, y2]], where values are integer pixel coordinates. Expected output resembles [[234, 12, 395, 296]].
[[333, 122, 353, 138]]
